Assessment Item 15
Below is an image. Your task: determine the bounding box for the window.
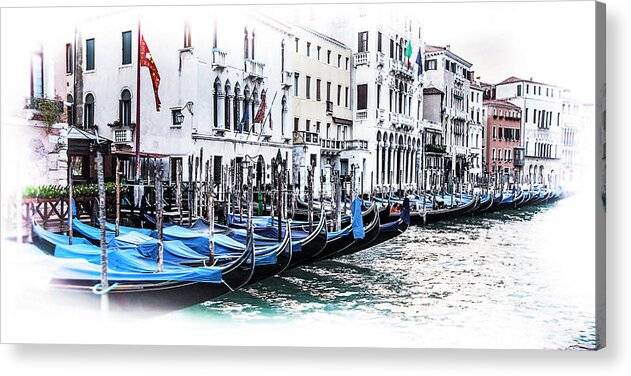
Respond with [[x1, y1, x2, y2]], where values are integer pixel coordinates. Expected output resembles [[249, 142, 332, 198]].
[[546, 87, 549, 96], [294, 117, 299, 132], [345, 87, 349, 107], [337, 54, 341, 67], [357, 84, 368, 110], [66, 94, 74, 126], [389, 38, 394, 58], [295, 37, 299, 53], [533, 109, 537, 123], [307, 42, 311, 56], [317, 45, 321, 60], [119, 89, 132, 126], [326, 81, 331, 102], [445, 59, 450, 70], [65, 43, 73, 74], [492, 148, 496, 160], [525, 108, 528, 122], [377, 31, 382, 52], [492, 127, 496, 139], [517, 84, 522, 96], [345, 57, 349, 70], [306, 119, 311, 131], [337, 85, 341, 106], [557, 112, 560, 126], [376, 84, 381, 109], [84, 93, 94, 128], [358, 31, 368, 52], [327, 50, 331, 64], [171, 108, 183, 126], [86, 38, 95, 71], [316, 78, 321, 101], [425, 59, 437, 70], [184, 23, 192, 48], [526, 84, 529, 94], [306, 76, 311, 99], [294, 73, 299, 96], [213, 79, 221, 127], [122, 31, 132, 65]]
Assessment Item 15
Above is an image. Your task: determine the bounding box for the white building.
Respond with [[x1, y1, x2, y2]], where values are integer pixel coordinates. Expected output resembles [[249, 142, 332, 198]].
[[423, 45, 475, 187], [494, 76, 563, 186], [559, 89, 587, 187], [322, 13, 426, 195], [468, 82, 485, 185], [60, 8, 295, 186], [290, 25, 366, 197]]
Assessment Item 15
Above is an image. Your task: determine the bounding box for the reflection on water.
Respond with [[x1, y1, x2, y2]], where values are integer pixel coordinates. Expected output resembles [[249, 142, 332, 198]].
[[183, 195, 597, 350]]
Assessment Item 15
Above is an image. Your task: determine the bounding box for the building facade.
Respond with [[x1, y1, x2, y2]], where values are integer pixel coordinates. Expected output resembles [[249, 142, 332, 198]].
[[494, 76, 562, 186], [59, 9, 295, 186], [290, 25, 366, 197], [483, 99, 523, 187], [322, 13, 426, 195], [423, 45, 475, 188]]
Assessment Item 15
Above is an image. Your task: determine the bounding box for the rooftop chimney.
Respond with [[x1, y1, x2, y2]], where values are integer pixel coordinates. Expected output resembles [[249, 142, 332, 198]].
[[445, 44, 451, 50]]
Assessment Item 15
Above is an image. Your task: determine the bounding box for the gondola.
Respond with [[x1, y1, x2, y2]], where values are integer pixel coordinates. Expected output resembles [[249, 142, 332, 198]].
[[308, 201, 377, 262], [44, 226, 258, 312], [416, 195, 478, 224], [473, 193, 494, 214], [323, 202, 381, 259], [350, 198, 411, 253]]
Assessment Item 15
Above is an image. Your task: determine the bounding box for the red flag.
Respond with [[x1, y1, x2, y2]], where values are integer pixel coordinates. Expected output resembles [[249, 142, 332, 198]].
[[253, 91, 267, 123], [139, 35, 161, 111]]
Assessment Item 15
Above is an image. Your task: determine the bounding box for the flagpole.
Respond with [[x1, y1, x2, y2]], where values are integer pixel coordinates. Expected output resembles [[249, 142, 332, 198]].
[[135, 20, 142, 182]]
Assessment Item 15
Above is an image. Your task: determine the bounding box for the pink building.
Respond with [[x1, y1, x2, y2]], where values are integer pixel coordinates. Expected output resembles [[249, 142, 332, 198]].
[[484, 99, 524, 185]]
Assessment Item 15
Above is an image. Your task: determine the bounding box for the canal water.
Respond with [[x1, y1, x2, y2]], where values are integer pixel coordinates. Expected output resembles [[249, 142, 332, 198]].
[[178, 194, 597, 349]]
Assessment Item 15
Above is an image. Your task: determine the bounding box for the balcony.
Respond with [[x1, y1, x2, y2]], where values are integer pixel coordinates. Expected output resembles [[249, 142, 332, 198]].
[[321, 138, 345, 151], [245, 58, 265, 79], [400, 114, 414, 128], [345, 139, 369, 150], [390, 59, 414, 80], [355, 109, 368, 121], [211, 48, 227, 69], [422, 120, 443, 133], [293, 130, 319, 146], [353, 51, 369, 67], [281, 70, 293, 88], [425, 143, 447, 154], [326, 100, 333, 115]]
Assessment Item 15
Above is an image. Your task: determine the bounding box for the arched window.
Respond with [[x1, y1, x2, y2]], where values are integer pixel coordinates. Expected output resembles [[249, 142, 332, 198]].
[[224, 80, 231, 130], [243, 28, 249, 59], [243, 85, 251, 132], [233, 83, 241, 132], [66, 94, 74, 126], [119, 89, 132, 126], [281, 94, 287, 137], [251, 87, 258, 129], [213, 78, 221, 127], [84, 93, 94, 128]]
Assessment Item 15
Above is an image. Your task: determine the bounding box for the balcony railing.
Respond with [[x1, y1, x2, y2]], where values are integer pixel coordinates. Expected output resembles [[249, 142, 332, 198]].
[[355, 109, 368, 121], [390, 59, 414, 79], [326, 100, 333, 114], [211, 48, 227, 69], [345, 139, 369, 150], [425, 143, 447, 154], [245, 58, 265, 79], [293, 130, 319, 145], [321, 138, 345, 150], [353, 51, 369, 67]]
